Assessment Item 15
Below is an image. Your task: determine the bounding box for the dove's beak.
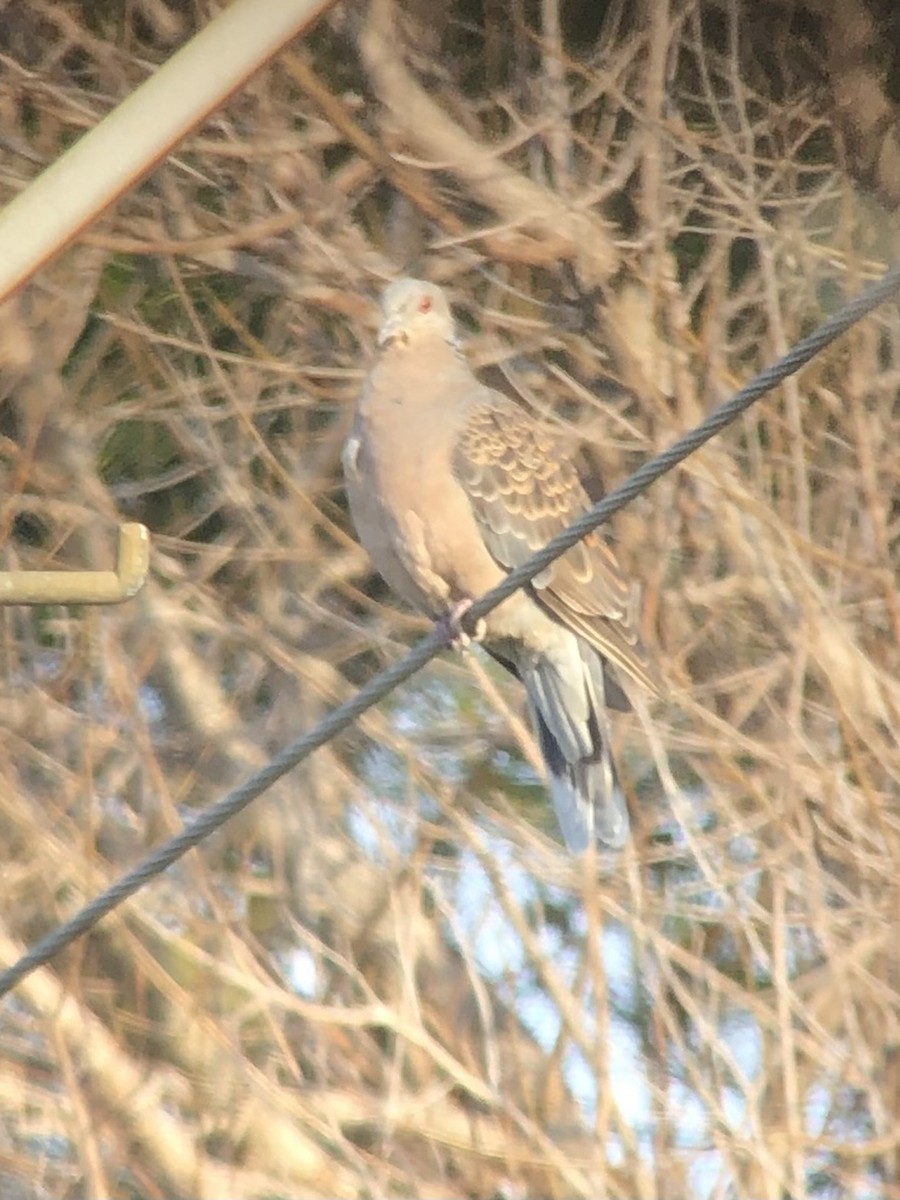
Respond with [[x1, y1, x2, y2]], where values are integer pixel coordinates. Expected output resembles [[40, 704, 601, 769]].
[[376, 313, 407, 347]]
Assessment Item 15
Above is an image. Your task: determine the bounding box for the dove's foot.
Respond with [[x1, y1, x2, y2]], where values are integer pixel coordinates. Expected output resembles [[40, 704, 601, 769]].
[[437, 598, 486, 652]]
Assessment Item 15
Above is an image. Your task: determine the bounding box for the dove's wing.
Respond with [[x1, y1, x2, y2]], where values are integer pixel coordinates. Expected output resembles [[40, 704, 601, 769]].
[[453, 394, 658, 697]]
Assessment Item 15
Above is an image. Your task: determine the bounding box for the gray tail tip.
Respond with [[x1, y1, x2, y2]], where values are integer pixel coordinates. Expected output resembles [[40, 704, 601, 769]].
[[548, 771, 630, 854]]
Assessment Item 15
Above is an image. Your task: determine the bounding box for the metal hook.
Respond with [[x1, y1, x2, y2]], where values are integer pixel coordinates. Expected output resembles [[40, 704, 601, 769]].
[[0, 523, 149, 605]]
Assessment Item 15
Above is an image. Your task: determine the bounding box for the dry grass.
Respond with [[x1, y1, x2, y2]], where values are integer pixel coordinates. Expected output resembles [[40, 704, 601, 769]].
[[0, 1, 898, 1197]]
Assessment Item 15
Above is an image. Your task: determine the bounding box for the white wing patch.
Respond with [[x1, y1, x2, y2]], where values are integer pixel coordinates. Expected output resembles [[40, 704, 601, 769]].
[[342, 434, 361, 477]]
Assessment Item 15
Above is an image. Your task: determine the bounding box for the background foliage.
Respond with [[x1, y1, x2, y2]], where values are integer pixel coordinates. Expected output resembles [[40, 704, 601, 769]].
[[1, 0, 899, 1196]]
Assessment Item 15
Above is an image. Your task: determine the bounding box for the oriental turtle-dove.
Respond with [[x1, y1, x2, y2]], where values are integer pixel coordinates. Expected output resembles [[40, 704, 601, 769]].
[[344, 278, 657, 852]]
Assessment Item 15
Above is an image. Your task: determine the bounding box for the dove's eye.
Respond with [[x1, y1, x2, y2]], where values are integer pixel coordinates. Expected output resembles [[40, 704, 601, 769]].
[[418, 296, 432, 313]]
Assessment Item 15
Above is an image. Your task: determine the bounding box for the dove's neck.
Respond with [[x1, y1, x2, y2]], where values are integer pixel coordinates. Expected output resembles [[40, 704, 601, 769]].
[[365, 335, 477, 430]]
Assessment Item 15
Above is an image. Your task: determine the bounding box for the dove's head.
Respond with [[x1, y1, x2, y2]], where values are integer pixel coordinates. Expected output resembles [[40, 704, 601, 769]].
[[377, 278, 458, 349]]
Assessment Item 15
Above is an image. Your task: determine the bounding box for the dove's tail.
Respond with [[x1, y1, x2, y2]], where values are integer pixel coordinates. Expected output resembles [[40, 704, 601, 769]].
[[518, 640, 630, 853]]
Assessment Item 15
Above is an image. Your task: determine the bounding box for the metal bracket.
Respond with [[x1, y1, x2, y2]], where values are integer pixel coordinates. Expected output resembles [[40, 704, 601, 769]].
[[0, 523, 149, 605]]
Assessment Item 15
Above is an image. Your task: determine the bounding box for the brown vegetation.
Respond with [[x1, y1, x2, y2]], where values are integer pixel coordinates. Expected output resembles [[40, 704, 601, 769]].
[[0, 1, 899, 1196]]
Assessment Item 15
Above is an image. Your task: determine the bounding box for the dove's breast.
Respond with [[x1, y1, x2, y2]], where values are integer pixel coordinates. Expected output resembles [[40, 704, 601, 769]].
[[344, 344, 506, 618]]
